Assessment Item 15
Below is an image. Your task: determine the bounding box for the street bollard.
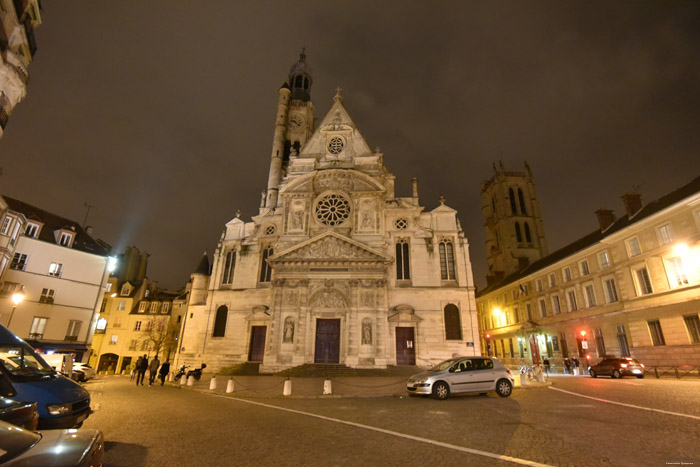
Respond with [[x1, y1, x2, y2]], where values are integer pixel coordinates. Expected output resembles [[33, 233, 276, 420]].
[[209, 376, 217, 390], [187, 375, 194, 386], [168, 372, 174, 382], [537, 369, 545, 383], [520, 372, 527, 386], [573, 367, 579, 376], [226, 378, 234, 393], [283, 379, 292, 396], [180, 374, 186, 385], [323, 379, 332, 395]]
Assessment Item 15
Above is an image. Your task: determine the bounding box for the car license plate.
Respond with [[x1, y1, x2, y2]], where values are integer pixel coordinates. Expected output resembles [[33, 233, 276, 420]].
[[76, 413, 87, 424], [632, 369, 641, 374]]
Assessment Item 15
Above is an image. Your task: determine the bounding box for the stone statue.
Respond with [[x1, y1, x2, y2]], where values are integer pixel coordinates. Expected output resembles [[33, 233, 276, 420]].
[[283, 317, 294, 343], [362, 321, 372, 345]]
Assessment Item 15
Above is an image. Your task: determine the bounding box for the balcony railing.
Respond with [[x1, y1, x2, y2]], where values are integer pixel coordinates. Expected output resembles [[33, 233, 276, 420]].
[[39, 296, 54, 304], [28, 332, 43, 339]]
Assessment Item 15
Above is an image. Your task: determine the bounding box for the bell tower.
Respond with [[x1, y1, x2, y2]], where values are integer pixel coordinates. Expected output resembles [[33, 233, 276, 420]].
[[480, 161, 548, 285]]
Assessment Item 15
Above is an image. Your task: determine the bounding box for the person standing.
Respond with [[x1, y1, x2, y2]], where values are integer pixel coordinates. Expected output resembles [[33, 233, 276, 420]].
[[136, 354, 148, 386], [130, 358, 139, 382], [158, 361, 170, 386], [148, 355, 160, 386]]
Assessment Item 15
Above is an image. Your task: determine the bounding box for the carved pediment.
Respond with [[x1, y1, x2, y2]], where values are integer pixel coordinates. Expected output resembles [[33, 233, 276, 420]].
[[268, 231, 392, 264]]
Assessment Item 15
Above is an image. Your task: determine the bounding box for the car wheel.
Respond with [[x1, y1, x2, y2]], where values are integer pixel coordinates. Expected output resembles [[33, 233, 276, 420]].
[[612, 369, 621, 379], [590, 369, 597, 378], [636, 375, 644, 379], [495, 379, 513, 397], [432, 381, 450, 400]]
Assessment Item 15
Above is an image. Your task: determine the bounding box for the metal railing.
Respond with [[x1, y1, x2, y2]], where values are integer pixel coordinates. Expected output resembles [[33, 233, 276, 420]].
[[646, 366, 700, 379]]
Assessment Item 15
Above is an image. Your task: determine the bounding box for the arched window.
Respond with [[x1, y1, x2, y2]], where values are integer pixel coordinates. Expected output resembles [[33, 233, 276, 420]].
[[213, 305, 228, 337], [294, 75, 303, 87], [524, 223, 532, 243], [444, 304, 462, 340], [395, 240, 410, 280], [259, 246, 273, 283], [515, 222, 522, 243], [439, 240, 456, 280], [509, 188, 517, 215], [518, 188, 527, 215], [303, 77, 309, 90], [222, 251, 236, 285]]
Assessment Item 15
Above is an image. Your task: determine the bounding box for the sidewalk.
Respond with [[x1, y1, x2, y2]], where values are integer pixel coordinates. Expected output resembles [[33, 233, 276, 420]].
[[170, 373, 551, 399]]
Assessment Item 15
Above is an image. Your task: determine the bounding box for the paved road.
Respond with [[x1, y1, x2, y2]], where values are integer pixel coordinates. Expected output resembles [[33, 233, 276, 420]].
[[83, 375, 700, 467]]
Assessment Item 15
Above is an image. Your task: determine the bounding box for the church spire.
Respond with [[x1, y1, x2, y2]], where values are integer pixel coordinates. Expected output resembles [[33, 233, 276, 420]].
[[288, 48, 313, 102]]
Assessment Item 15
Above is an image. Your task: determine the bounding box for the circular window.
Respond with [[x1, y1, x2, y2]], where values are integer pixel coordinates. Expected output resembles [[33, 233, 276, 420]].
[[327, 137, 344, 155], [265, 225, 276, 235], [315, 193, 350, 226], [394, 218, 408, 230]]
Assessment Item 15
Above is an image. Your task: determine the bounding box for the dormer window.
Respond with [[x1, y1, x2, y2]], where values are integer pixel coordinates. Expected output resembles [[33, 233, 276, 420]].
[[161, 303, 170, 313], [150, 302, 159, 313], [121, 284, 131, 296], [145, 289, 149, 297], [55, 229, 75, 248], [138, 301, 148, 312], [25, 223, 40, 238]]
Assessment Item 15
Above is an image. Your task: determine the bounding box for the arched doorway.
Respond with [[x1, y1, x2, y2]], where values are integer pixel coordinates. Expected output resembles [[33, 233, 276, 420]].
[[98, 353, 119, 374]]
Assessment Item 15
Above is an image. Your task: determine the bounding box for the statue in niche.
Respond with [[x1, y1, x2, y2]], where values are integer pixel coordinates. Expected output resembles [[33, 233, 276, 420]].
[[362, 320, 372, 345], [289, 201, 306, 231], [360, 200, 375, 230], [283, 317, 295, 343]]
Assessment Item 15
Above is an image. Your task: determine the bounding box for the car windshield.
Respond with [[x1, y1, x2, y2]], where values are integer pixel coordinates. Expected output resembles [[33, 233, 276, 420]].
[[0, 344, 56, 378], [0, 419, 41, 462], [430, 358, 462, 371]]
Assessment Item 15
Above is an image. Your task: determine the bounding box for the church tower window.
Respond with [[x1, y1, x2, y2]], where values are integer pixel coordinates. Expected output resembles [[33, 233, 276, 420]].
[[518, 188, 527, 215], [395, 240, 410, 280], [259, 246, 273, 283], [439, 240, 456, 281], [444, 304, 462, 340], [213, 305, 228, 337], [524, 223, 532, 243], [509, 188, 517, 215], [515, 222, 523, 243], [222, 251, 237, 285]]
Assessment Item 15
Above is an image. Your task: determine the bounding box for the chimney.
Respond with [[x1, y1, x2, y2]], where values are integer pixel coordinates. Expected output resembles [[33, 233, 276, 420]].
[[621, 192, 642, 217], [85, 226, 93, 235], [411, 177, 419, 205], [595, 208, 616, 231]]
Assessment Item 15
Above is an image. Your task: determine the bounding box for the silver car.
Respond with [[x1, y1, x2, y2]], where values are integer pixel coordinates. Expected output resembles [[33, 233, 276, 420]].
[[407, 356, 514, 400]]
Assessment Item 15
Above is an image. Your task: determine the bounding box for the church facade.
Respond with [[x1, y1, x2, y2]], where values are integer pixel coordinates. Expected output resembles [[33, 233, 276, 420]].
[[177, 54, 479, 373]]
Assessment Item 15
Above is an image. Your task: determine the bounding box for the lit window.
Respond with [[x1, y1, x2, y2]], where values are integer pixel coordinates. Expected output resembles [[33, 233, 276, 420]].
[[658, 224, 674, 245], [29, 317, 48, 339], [599, 251, 611, 269], [109, 335, 118, 345], [117, 300, 125, 311], [96, 318, 107, 331], [105, 283, 112, 292], [139, 302, 148, 312], [627, 237, 641, 257], [665, 256, 689, 288], [48, 262, 63, 277]]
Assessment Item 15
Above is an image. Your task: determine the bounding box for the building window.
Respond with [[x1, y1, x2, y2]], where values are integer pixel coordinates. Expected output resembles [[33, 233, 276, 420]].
[[566, 290, 577, 311], [129, 339, 138, 351], [105, 283, 112, 293], [526, 304, 532, 321], [39, 288, 55, 304], [150, 302, 159, 313], [138, 302, 148, 313], [140, 340, 148, 351], [548, 274, 556, 288], [616, 325, 630, 356], [515, 222, 522, 243], [552, 295, 561, 315], [113, 316, 121, 328], [665, 256, 689, 288], [259, 246, 273, 283], [599, 251, 611, 269], [438, 240, 456, 281], [134, 321, 142, 331], [29, 317, 48, 339], [117, 300, 125, 311], [594, 328, 606, 357], [222, 251, 237, 285], [626, 237, 641, 257], [162, 303, 169, 313], [109, 335, 118, 345], [25, 223, 39, 238], [524, 222, 532, 243], [65, 320, 81, 341], [518, 188, 527, 215], [213, 305, 228, 337], [538, 298, 547, 318], [657, 224, 674, 245], [683, 314, 700, 344], [121, 285, 131, 296], [647, 319, 666, 346], [563, 267, 572, 282], [580, 260, 590, 276], [604, 278, 619, 303], [536, 278, 543, 292], [511, 289, 517, 301], [145, 321, 153, 331], [513, 307, 520, 323], [48, 262, 63, 277], [58, 232, 73, 247], [0, 216, 13, 235], [509, 188, 517, 215], [96, 318, 107, 332], [395, 240, 411, 280], [584, 283, 596, 308], [633, 266, 653, 296], [10, 253, 28, 270]]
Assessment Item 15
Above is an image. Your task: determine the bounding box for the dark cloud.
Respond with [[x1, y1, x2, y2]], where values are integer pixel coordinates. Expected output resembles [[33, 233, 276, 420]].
[[2, 1, 699, 289]]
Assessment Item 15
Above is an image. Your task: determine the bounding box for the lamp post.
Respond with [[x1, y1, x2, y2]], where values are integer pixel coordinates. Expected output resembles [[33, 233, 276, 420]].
[[7, 290, 25, 328]]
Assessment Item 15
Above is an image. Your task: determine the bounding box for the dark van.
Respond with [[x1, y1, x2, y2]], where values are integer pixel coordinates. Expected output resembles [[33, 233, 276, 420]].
[[0, 324, 91, 428]]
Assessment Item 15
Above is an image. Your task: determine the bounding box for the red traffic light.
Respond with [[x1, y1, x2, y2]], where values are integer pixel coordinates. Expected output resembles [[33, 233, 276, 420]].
[[485, 333, 491, 339], [580, 330, 587, 337]]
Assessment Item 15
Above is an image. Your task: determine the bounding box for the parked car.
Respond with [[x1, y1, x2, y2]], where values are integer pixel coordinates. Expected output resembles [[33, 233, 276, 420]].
[[0, 325, 92, 429], [0, 419, 103, 466], [407, 356, 514, 400], [0, 397, 38, 430], [73, 363, 96, 381], [588, 357, 645, 379]]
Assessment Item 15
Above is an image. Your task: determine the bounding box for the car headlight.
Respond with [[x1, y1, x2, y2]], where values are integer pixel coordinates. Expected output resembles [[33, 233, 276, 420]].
[[47, 403, 72, 415], [415, 377, 429, 384]]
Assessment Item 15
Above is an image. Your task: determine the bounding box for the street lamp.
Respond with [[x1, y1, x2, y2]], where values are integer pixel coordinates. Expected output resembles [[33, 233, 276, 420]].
[[7, 290, 25, 328]]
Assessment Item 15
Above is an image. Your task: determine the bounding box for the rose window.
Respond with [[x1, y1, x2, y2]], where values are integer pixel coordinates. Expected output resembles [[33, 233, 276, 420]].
[[327, 137, 344, 155], [315, 193, 350, 226], [394, 218, 408, 230]]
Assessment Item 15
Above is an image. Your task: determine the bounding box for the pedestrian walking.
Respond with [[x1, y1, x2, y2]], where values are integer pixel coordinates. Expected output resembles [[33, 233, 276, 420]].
[[148, 355, 160, 386], [130, 359, 138, 382], [572, 357, 580, 376], [158, 361, 170, 386], [136, 354, 148, 385], [563, 358, 571, 375]]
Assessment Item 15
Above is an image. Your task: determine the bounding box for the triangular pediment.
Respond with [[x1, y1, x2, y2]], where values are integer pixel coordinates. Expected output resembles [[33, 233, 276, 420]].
[[268, 231, 392, 264]]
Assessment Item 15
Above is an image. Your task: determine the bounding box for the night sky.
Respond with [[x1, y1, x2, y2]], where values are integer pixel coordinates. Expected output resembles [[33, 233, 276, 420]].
[[2, 1, 699, 290]]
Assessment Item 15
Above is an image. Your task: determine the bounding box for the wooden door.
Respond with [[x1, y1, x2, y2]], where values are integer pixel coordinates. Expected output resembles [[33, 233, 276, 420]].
[[529, 334, 541, 365], [248, 326, 267, 362], [314, 319, 340, 364], [395, 327, 416, 365]]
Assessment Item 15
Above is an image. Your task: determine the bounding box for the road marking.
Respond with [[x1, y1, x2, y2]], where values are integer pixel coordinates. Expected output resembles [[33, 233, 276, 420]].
[[549, 387, 700, 420], [210, 393, 551, 467]]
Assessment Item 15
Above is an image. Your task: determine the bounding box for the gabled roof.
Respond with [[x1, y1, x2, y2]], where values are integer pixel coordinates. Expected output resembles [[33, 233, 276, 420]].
[[269, 230, 392, 264], [2, 195, 110, 256], [477, 174, 700, 297]]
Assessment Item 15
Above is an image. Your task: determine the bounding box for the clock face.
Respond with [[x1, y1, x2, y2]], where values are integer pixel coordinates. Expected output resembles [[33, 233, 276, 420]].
[[289, 114, 304, 129]]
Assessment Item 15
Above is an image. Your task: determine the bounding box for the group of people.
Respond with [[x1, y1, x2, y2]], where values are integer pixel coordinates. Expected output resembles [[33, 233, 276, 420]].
[[130, 355, 170, 386], [563, 357, 580, 374]]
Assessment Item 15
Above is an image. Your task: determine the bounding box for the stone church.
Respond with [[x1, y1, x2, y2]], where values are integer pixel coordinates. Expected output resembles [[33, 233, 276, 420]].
[[177, 53, 479, 372]]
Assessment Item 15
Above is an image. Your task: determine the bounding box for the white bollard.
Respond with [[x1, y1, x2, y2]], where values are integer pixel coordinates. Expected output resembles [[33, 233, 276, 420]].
[[226, 378, 234, 393], [323, 379, 332, 395], [209, 376, 217, 390], [537, 368, 545, 383], [187, 375, 194, 386], [573, 367, 579, 376], [169, 372, 174, 382], [180, 374, 186, 385], [283, 379, 292, 396], [520, 372, 527, 386]]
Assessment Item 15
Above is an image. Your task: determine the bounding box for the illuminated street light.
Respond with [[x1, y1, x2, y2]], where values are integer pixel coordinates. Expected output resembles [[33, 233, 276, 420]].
[[7, 290, 25, 328]]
